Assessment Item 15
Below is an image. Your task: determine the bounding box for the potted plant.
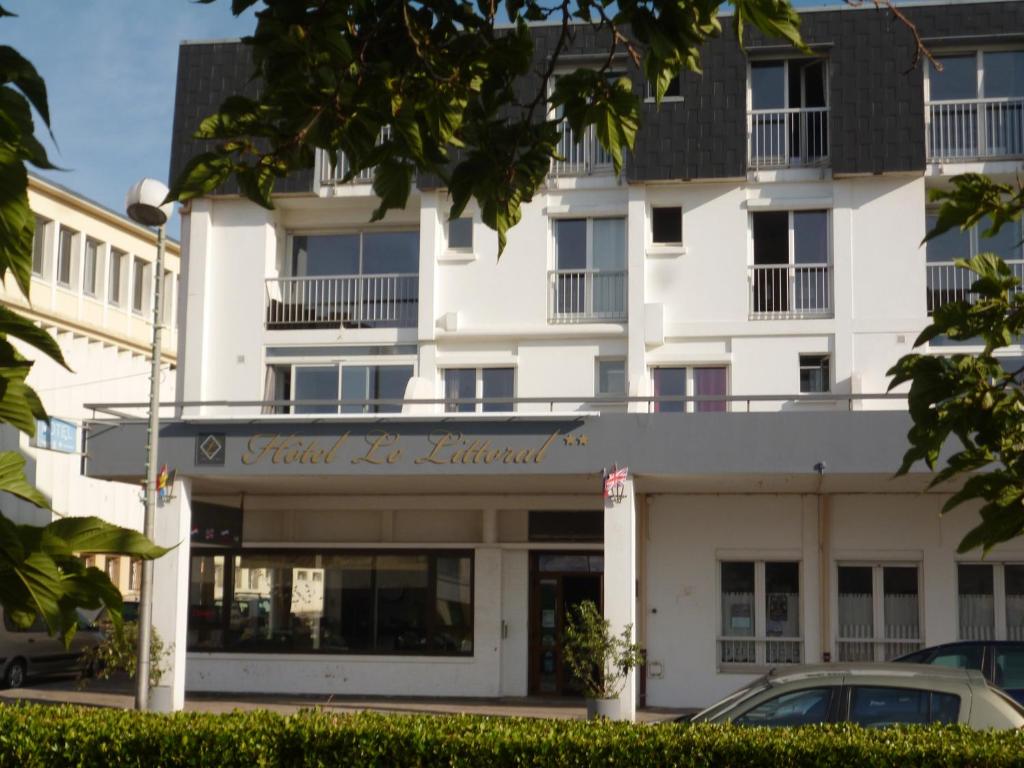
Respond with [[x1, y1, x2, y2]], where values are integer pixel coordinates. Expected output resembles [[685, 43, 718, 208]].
[[562, 600, 644, 720]]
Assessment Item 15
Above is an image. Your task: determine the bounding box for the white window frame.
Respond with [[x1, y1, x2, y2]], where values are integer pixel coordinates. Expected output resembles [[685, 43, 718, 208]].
[[798, 353, 831, 394], [56, 225, 79, 290], [108, 248, 126, 306], [161, 269, 175, 326], [31, 216, 51, 279], [649, 365, 730, 413], [835, 562, 923, 662], [552, 216, 628, 272], [750, 209, 832, 268], [282, 353, 419, 415], [717, 559, 803, 671], [957, 561, 1024, 641], [82, 237, 104, 298], [131, 256, 149, 316], [441, 366, 516, 413], [649, 205, 683, 248], [923, 48, 1024, 104], [285, 228, 420, 279], [595, 358, 627, 398]]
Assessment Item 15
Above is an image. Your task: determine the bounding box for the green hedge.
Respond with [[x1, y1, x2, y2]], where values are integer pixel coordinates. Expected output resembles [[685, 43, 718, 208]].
[[0, 705, 1022, 767]]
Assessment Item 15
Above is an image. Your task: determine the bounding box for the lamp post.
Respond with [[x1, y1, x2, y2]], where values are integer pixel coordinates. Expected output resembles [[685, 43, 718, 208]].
[[125, 178, 173, 711]]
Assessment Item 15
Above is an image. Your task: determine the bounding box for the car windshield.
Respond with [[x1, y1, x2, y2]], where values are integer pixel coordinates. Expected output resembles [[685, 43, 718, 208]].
[[691, 677, 770, 722]]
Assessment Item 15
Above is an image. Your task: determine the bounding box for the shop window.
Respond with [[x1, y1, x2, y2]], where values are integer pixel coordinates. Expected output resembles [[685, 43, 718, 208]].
[[653, 366, 727, 412], [188, 554, 226, 650], [837, 564, 921, 661], [443, 367, 514, 413], [189, 550, 473, 656], [719, 560, 801, 667]]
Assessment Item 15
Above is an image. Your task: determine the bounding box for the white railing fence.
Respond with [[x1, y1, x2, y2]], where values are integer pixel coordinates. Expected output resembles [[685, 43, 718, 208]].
[[837, 592, 921, 661], [548, 269, 627, 323], [265, 274, 419, 329], [748, 107, 829, 169], [959, 594, 995, 641], [319, 126, 395, 185], [552, 121, 618, 177], [926, 260, 1024, 313], [719, 591, 801, 665], [927, 98, 1024, 162], [749, 264, 831, 319]]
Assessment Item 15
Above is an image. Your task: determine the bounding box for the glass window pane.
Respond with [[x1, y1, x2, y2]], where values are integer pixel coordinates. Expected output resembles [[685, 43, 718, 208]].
[[958, 564, 995, 641], [228, 554, 320, 652], [592, 218, 626, 271], [800, 355, 830, 394], [765, 561, 801, 664], [340, 365, 369, 414], [925, 215, 971, 263], [321, 555, 374, 652], [930, 55, 978, 101], [994, 647, 1024, 691], [693, 367, 727, 412], [979, 218, 1022, 262], [83, 239, 99, 295], [850, 687, 930, 726], [448, 218, 473, 250], [884, 566, 920, 657], [57, 227, 74, 286], [108, 249, 123, 304], [838, 566, 874, 662], [721, 561, 755, 664], [751, 62, 785, 110], [444, 369, 476, 413], [374, 365, 413, 413], [930, 644, 985, 672], [555, 219, 587, 270], [292, 234, 360, 276], [597, 359, 626, 397], [482, 368, 514, 413], [362, 231, 419, 274], [652, 207, 682, 244], [132, 257, 146, 312], [983, 51, 1024, 98], [752, 211, 789, 265], [1007, 565, 1024, 641], [32, 217, 47, 276], [188, 554, 225, 650], [793, 211, 828, 265], [295, 366, 339, 414], [375, 555, 429, 652], [734, 688, 832, 727], [653, 367, 686, 413], [434, 556, 473, 653]]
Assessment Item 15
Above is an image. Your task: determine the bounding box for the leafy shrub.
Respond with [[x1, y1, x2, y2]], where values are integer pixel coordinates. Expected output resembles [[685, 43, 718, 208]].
[[0, 705, 1022, 767]]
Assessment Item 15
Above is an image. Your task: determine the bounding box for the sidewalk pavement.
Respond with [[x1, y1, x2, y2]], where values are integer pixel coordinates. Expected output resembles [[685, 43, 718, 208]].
[[0, 675, 690, 723]]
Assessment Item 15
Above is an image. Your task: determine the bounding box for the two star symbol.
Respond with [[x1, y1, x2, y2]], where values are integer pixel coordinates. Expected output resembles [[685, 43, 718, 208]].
[[563, 433, 588, 446]]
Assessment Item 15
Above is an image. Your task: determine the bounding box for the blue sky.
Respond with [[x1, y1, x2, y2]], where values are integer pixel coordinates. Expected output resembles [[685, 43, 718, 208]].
[[11, 0, 831, 239]]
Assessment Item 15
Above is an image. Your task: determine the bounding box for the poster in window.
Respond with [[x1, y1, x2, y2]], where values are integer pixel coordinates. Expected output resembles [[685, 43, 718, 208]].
[[767, 594, 789, 637], [729, 603, 752, 632]]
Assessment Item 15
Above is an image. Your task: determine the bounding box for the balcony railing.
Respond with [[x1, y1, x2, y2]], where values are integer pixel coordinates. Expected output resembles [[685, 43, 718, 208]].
[[719, 637, 803, 666], [749, 264, 831, 319], [548, 269, 627, 323], [926, 98, 1024, 162], [748, 107, 829, 169], [551, 122, 618, 177], [318, 126, 394, 185], [927, 259, 1024, 313], [265, 274, 418, 329]]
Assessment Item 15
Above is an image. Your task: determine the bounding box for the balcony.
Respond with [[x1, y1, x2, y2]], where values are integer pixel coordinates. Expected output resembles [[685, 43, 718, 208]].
[[551, 122, 618, 178], [748, 264, 832, 320], [926, 98, 1024, 162], [748, 107, 829, 169], [548, 269, 627, 323], [265, 274, 418, 330], [318, 126, 393, 185], [926, 259, 1024, 313]]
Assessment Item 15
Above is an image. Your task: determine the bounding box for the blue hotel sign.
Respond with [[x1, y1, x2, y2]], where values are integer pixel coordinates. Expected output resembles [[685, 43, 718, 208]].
[[35, 418, 78, 454]]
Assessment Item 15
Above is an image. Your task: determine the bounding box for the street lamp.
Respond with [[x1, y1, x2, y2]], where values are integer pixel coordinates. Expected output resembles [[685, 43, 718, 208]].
[[125, 178, 173, 711]]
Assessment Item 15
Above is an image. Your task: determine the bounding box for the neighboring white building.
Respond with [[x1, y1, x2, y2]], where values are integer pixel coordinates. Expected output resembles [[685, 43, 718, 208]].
[[86, 1, 1024, 714], [0, 173, 179, 597]]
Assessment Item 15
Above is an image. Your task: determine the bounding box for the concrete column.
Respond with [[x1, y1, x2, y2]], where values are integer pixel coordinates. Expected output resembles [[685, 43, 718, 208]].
[[626, 186, 648, 413], [604, 476, 637, 721], [482, 508, 498, 544], [475, 547, 503, 696], [149, 477, 192, 712], [176, 201, 211, 418]]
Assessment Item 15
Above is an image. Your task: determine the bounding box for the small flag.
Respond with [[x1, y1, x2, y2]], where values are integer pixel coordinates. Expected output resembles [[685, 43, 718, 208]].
[[603, 466, 628, 498], [157, 466, 176, 502]]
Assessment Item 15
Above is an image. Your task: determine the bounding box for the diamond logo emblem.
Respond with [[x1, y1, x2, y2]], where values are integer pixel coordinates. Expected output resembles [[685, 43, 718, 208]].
[[196, 433, 226, 465]]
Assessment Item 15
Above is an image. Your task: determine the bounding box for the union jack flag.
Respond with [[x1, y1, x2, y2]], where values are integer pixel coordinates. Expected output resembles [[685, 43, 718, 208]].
[[603, 466, 628, 498]]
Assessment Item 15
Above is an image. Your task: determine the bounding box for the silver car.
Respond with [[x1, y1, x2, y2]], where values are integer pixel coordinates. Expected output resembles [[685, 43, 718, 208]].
[[0, 608, 103, 688], [690, 663, 1024, 730]]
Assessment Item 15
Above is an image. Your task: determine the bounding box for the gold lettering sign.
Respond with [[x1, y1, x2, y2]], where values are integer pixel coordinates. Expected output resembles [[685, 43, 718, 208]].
[[237, 430, 566, 467]]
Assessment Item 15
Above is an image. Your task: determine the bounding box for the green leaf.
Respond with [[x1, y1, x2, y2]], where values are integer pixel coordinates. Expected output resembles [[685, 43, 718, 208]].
[[0, 304, 68, 369], [0, 451, 48, 508], [44, 517, 169, 560]]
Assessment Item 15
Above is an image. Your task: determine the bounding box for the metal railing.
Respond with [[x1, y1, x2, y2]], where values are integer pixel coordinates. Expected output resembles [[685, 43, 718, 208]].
[[748, 107, 829, 169], [749, 264, 831, 319], [926, 260, 1024, 313], [551, 121, 618, 177], [548, 269, 627, 323], [926, 98, 1024, 162], [318, 126, 394, 185], [835, 634, 922, 663], [265, 274, 419, 329], [719, 637, 803, 666]]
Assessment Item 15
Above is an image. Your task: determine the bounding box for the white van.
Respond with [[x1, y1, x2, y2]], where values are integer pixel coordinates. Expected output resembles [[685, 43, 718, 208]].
[[0, 607, 103, 688]]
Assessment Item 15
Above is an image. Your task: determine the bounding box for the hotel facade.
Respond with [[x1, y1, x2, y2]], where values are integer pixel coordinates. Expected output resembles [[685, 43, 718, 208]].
[[85, 0, 1024, 716]]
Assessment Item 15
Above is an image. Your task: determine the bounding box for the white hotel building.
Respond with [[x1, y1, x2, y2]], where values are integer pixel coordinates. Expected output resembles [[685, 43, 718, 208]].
[[85, 0, 1024, 715]]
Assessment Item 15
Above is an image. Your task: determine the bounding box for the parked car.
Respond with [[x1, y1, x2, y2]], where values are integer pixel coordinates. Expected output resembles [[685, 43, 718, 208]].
[[688, 664, 1024, 729], [0, 607, 103, 688], [895, 641, 1024, 705]]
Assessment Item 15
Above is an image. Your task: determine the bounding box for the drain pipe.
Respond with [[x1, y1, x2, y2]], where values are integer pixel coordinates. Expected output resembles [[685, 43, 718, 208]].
[[814, 462, 831, 663]]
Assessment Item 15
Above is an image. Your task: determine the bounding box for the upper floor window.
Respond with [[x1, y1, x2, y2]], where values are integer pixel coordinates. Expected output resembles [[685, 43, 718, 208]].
[[925, 215, 1023, 314], [651, 206, 682, 246], [550, 70, 627, 178], [31, 216, 49, 278], [550, 217, 627, 323], [284, 362, 414, 415], [443, 367, 514, 413], [108, 248, 125, 306], [652, 366, 726, 413], [56, 226, 77, 288], [131, 256, 148, 315], [161, 270, 174, 325], [926, 51, 1024, 161], [267, 232, 419, 330], [83, 238, 102, 297], [750, 210, 831, 319], [799, 354, 830, 394], [447, 218, 473, 251], [596, 358, 626, 398], [748, 59, 828, 169]]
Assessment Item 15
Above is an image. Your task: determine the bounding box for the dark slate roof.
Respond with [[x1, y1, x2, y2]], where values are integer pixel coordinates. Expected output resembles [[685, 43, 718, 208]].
[[168, 0, 1024, 194]]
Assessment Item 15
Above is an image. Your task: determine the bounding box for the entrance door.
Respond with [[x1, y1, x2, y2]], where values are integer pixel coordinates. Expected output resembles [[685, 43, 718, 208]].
[[528, 552, 603, 696]]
